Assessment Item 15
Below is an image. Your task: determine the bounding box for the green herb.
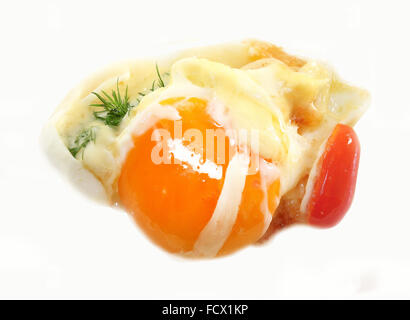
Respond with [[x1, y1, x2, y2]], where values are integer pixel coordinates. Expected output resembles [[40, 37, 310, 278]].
[[69, 127, 96, 158], [137, 63, 167, 101], [91, 79, 132, 127], [90, 64, 167, 127], [156, 63, 165, 88]]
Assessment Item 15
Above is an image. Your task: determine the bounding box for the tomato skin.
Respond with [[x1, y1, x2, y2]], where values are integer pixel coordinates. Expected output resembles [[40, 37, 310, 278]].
[[307, 124, 361, 228]]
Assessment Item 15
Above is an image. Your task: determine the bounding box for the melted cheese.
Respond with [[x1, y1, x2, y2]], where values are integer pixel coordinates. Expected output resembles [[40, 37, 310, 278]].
[[192, 152, 250, 257], [171, 57, 288, 162]]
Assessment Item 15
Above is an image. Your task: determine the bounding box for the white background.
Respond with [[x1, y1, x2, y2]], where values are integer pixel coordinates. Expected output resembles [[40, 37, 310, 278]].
[[0, 0, 409, 299]]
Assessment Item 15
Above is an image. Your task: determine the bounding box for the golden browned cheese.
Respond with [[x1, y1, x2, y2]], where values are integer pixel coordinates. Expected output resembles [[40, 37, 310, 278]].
[[247, 40, 306, 69]]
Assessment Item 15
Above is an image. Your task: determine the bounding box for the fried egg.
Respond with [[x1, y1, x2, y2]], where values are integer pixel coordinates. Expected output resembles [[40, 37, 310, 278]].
[[42, 40, 369, 257]]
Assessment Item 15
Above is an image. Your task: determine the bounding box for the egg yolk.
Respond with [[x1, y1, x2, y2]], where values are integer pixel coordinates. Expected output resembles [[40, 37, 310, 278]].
[[118, 97, 280, 256]]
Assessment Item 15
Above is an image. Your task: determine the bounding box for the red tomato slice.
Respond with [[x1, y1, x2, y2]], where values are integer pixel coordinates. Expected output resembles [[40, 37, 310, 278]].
[[307, 124, 361, 228]]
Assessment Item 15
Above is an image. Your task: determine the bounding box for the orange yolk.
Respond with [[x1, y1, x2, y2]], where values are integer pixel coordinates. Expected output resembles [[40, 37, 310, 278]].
[[118, 97, 280, 256]]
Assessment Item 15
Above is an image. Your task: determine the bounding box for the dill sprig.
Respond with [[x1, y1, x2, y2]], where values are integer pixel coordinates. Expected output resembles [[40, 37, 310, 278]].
[[136, 63, 167, 102], [91, 80, 132, 127], [156, 63, 165, 88], [90, 64, 166, 126], [69, 127, 96, 158]]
